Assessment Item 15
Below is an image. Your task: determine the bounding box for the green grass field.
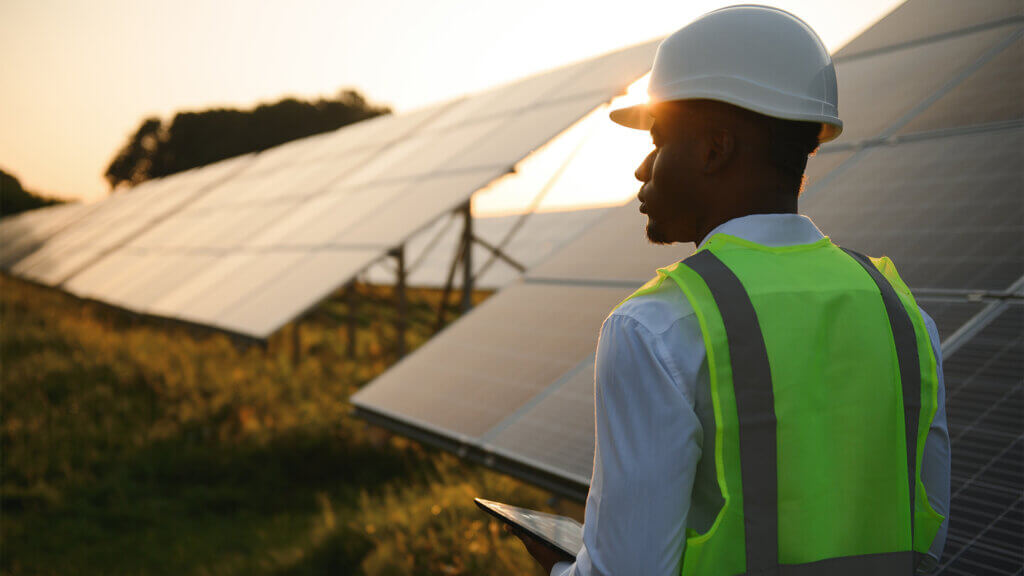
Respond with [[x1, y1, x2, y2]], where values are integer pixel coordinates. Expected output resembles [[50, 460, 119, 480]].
[[0, 275, 572, 575]]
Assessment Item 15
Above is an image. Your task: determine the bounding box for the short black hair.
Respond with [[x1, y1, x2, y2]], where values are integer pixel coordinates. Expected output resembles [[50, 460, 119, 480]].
[[764, 117, 821, 197]]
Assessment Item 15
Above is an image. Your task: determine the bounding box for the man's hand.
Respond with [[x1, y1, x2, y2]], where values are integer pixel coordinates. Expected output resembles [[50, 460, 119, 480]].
[[504, 524, 572, 574]]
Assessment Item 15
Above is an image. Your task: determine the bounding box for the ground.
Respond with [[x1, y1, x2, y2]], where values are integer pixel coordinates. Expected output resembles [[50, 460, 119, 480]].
[[0, 275, 569, 575]]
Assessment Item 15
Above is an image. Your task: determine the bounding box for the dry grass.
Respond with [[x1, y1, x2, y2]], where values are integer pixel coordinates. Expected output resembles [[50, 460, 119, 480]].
[[0, 275, 562, 575]]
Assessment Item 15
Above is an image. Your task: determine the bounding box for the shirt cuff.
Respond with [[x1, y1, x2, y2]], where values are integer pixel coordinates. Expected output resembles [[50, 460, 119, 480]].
[[551, 561, 574, 576]]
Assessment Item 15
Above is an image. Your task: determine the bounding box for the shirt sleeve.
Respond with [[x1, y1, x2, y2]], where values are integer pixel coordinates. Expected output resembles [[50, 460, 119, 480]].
[[552, 312, 704, 576], [916, 308, 951, 573]]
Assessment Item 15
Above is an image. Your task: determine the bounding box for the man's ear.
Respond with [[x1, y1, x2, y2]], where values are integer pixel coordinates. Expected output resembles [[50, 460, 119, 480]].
[[700, 129, 735, 174]]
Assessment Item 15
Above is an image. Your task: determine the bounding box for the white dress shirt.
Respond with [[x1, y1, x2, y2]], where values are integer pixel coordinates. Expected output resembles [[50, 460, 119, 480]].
[[552, 214, 950, 576]]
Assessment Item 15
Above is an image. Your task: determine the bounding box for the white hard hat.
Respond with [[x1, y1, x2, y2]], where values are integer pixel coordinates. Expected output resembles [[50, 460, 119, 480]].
[[610, 5, 843, 143]]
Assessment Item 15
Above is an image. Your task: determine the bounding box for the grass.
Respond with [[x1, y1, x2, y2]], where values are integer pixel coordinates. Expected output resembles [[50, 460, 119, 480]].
[[0, 275, 569, 575]]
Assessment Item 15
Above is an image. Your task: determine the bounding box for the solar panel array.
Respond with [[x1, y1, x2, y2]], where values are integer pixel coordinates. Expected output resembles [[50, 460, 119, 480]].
[[0, 201, 99, 269], [352, 1, 1024, 572], [0, 39, 659, 339], [360, 99, 653, 290]]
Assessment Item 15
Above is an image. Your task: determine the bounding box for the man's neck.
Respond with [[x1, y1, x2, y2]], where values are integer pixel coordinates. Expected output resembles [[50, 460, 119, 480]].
[[694, 204, 798, 247]]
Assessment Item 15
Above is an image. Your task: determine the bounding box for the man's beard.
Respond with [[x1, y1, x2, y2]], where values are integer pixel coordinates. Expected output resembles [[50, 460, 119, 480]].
[[645, 217, 672, 245]]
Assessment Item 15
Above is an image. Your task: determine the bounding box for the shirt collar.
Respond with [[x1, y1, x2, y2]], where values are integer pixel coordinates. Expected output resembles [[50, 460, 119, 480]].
[[697, 213, 825, 250]]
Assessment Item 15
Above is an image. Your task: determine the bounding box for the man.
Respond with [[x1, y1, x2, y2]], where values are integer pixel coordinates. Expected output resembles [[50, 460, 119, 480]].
[[510, 6, 950, 575]]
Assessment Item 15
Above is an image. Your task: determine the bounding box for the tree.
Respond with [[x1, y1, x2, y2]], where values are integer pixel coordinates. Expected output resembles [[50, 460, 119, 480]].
[[0, 168, 64, 218], [105, 118, 163, 188], [105, 89, 390, 190]]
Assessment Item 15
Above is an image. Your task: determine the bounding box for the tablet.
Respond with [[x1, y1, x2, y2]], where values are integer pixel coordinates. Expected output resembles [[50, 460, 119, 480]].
[[474, 497, 582, 559]]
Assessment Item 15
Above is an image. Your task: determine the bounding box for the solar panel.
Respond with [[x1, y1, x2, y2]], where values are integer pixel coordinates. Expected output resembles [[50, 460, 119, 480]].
[[426, 40, 659, 133], [897, 32, 1023, 135], [363, 208, 613, 289], [557, 41, 664, 99], [832, 23, 1019, 143], [244, 180, 412, 249], [938, 303, 1023, 575], [153, 251, 309, 323], [340, 118, 508, 186], [426, 65, 592, 133], [352, 282, 630, 438], [213, 248, 384, 337], [110, 252, 222, 311], [834, 0, 1022, 60], [803, 126, 1024, 292], [482, 354, 598, 486], [356, 96, 660, 290], [913, 298, 988, 344], [332, 168, 508, 247], [0, 202, 98, 269], [11, 154, 253, 285], [451, 97, 618, 173], [527, 201, 690, 284], [2, 39, 657, 340]]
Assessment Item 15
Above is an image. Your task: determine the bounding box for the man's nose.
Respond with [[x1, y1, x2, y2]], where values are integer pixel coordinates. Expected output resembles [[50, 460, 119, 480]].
[[635, 149, 656, 182]]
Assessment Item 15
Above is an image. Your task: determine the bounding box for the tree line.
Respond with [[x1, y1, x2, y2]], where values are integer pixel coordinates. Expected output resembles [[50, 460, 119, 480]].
[[105, 89, 390, 189], [0, 169, 63, 218]]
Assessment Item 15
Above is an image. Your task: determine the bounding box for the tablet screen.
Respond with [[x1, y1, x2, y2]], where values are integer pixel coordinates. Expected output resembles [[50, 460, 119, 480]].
[[475, 497, 583, 558]]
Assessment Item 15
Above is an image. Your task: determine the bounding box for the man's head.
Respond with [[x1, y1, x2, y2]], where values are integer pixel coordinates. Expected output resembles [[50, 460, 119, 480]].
[[610, 5, 840, 245], [635, 99, 821, 245]]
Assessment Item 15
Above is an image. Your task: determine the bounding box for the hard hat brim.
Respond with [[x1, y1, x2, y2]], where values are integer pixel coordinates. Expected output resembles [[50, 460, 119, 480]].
[[609, 104, 654, 130], [611, 100, 844, 143]]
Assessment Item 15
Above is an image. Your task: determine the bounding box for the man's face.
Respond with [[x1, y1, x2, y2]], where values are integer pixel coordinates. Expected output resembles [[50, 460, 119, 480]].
[[635, 104, 704, 245]]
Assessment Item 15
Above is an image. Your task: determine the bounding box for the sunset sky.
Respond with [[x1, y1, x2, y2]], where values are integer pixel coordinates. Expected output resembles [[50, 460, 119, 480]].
[[0, 0, 903, 203]]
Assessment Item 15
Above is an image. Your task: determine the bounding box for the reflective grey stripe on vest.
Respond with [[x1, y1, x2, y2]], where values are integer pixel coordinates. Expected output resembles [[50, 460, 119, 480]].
[[842, 248, 922, 551], [683, 250, 779, 574]]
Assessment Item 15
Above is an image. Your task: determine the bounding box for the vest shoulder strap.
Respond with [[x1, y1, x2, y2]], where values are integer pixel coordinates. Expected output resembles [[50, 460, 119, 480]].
[[681, 249, 779, 573], [841, 248, 922, 554]]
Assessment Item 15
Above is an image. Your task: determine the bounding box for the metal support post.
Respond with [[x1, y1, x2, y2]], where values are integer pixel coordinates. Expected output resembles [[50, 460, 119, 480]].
[[392, 246, 407, 359], [460, 202, 474, 313], [435, 223, 465, 334]]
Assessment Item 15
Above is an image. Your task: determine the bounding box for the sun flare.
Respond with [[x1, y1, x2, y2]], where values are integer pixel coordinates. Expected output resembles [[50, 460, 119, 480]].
[[472, 73, 653, 218]]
